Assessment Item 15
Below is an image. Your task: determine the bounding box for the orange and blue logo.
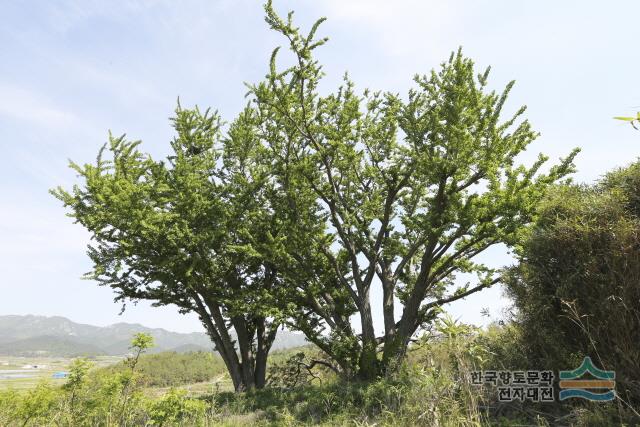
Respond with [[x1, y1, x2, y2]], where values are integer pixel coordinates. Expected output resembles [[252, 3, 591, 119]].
[[559, 357, 615, 401]]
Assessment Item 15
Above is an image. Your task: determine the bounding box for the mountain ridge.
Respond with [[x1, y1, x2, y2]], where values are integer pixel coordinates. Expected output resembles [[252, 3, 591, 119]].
[[0, 315, 306, 357]]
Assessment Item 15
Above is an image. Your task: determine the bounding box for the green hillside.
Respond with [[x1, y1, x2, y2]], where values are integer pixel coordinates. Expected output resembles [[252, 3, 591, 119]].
[[98, 351, 227, 388], [0, 335, 106, 357]]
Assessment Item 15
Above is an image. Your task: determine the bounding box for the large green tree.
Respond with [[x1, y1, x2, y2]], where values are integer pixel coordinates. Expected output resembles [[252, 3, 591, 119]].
[[53, 106, 283, 391], [54, 2, 580, 385], [245, 2, 580, 379]]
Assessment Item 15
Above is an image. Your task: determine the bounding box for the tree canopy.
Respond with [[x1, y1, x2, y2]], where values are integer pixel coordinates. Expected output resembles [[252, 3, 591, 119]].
[[245, 1, 579, 378], [52, 106, 285, 391]]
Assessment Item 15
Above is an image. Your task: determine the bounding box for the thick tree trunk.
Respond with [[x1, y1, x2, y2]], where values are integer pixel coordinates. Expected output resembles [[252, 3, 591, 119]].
[[380, 240, 436, 374], [232, 316, 257, 391], [382, 314, 422, 376], [227, 360, 246, 393], [254, 320, 274, 389], [234, 316, 279, 391], [192, 298, 246, 392], [380, 268, 397, 372], [192, 293, 279, 392], [358, 294, 379, 380], [254, 348, 268, 389]]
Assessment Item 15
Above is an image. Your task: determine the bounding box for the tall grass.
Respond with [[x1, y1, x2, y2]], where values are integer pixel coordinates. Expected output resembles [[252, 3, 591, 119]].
[[1, 324, 638, 426]]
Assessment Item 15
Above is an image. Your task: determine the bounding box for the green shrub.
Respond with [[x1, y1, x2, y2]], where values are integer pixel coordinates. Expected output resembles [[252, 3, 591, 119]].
[[147, 388, 207, 425], [505, 163, 640, 405], [0, 333, 216, 426], [13, 382, 60, 426], [0, 388, 19, 426]]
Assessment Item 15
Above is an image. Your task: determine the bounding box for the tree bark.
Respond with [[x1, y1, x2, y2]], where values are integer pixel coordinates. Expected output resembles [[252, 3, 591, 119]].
[[358, 292, 379, 380], [192, 292, 280, 392], [232, 315, 257, 391], [380, 264, 396, 368], [254, 319, 277, 389], [191, 295, 246, 392]]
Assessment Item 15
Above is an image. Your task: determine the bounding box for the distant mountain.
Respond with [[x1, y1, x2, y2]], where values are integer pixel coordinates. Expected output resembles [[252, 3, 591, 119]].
[[0, 315, 307, 357], [0, 335, 107, 357]]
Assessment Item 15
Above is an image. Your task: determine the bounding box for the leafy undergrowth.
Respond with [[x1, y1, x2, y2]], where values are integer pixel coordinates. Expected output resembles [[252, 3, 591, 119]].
[[1, 326, 638, 426], [207, 319, 638, 426], [207, 378, 638, 427], [212, 369, 482, 426]]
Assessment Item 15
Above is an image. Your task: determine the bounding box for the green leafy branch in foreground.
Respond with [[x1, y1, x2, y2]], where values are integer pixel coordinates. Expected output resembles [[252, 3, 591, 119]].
[[614, 111, 640, 130], [0, 334, 208, 426]]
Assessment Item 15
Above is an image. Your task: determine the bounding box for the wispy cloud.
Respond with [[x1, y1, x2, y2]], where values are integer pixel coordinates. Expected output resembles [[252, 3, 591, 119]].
[[318, 0, 459, 57], [0, 85, 81, 129]]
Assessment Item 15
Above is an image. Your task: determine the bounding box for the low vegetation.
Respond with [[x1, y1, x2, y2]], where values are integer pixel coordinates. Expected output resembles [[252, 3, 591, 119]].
[[2, 319, 639, 426], [99, 351, 227, 389]]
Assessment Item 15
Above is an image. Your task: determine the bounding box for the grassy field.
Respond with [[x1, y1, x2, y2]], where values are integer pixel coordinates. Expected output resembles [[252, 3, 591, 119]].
[[0, 354, 262, 399], [0, 355, 121, 391], [0, 351, 239, 395]]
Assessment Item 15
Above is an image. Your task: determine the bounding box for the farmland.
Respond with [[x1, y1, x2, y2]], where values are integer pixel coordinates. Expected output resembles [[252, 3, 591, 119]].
[[0, 356, 120, 390]]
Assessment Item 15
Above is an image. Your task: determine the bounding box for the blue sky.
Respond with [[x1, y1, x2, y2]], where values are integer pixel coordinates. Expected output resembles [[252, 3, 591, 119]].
[[1, 0, 639, 333]]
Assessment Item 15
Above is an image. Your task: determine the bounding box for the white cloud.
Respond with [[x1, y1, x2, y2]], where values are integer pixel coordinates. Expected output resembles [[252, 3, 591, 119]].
[[0, 85, 81, 129], [319, 0, 459, 57]]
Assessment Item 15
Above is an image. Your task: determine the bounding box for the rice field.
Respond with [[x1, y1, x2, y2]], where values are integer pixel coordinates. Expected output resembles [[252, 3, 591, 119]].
[[0, 356, 122, 390]]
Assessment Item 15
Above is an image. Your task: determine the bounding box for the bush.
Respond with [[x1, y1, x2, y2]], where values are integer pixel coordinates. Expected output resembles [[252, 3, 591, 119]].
[[0, 366, 211, 426], [147, 388, 208, 425], [505, 163, 640, 404], [0, 333, 214, 426]]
